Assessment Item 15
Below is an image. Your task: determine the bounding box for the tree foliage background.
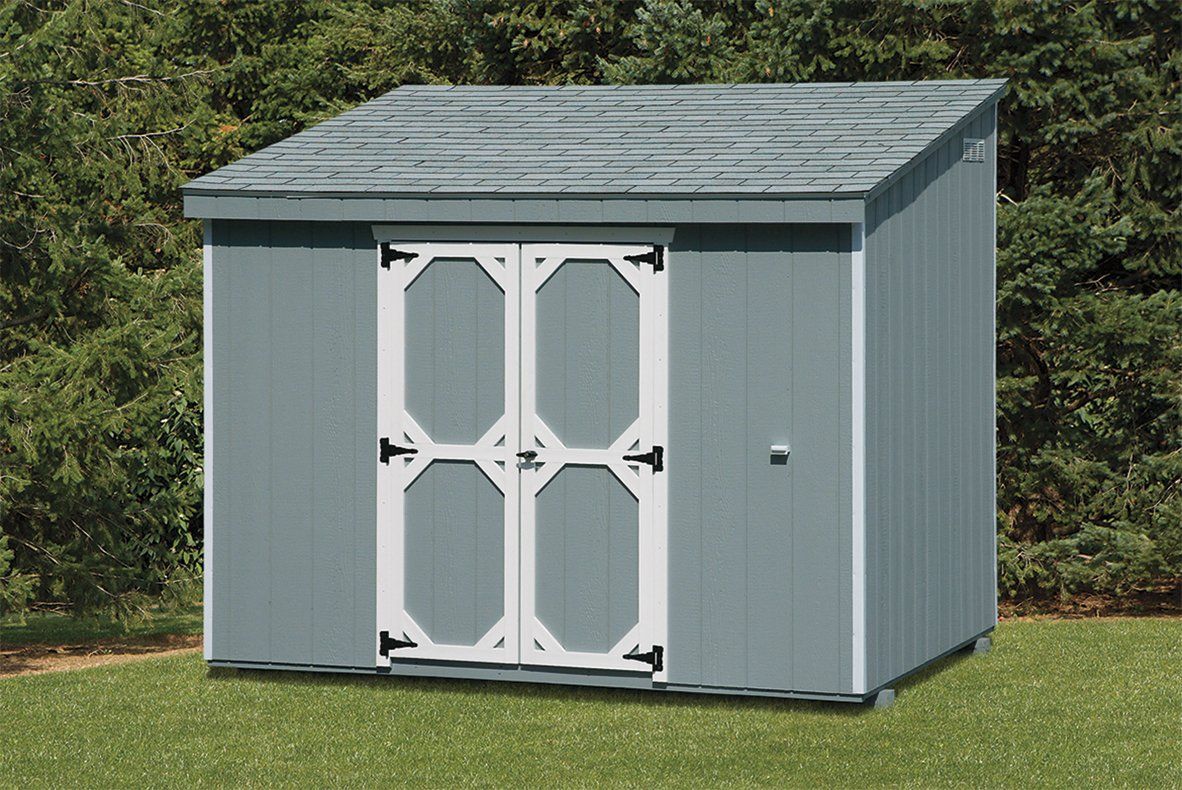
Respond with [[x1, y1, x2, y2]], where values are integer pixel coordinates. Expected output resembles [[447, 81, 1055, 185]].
[[1, 0, 1178, 615]]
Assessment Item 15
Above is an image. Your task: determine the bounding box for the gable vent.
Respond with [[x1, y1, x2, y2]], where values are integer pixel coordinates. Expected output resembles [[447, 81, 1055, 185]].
[[962, 139, 985, 163]]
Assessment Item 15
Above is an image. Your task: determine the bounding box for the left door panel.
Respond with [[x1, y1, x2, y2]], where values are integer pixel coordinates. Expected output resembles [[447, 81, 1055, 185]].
[[376, 243, 520, 666]]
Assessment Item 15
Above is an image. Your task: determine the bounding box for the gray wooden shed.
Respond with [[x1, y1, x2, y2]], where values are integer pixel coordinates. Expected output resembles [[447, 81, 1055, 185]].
[[185, 79, 1005, 705]]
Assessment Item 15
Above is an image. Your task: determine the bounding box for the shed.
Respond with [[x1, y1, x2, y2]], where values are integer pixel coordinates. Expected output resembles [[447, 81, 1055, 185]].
[[185, 79, 1005, 705]]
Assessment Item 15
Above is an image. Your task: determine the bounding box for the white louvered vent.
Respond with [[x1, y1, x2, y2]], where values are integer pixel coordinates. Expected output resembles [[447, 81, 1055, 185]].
[[962, 139, 985, 163]]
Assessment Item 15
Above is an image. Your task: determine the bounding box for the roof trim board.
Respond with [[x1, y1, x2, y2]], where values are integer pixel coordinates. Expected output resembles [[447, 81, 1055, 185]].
[[184, 194, 866, 224]]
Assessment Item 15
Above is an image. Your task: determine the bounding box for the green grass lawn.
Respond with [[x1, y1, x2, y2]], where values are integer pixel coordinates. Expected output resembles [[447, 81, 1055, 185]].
[[0, 605, 203, 647], [0, 618, 1178, 788]]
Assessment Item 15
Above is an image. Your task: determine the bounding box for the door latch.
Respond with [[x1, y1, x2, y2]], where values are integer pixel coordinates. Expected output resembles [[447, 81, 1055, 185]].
[[516, 450, 538, 461]]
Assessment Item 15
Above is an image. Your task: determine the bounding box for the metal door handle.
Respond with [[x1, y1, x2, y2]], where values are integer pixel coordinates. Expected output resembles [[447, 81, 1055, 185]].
[[516, 450, 538, 461]]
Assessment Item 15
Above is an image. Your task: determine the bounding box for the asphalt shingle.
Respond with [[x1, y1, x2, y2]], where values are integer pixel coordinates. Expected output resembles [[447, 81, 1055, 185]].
[[184, 80, 1006, 198]]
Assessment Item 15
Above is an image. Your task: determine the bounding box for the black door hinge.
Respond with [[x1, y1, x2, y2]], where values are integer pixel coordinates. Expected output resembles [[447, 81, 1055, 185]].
[[622, 445, 663, 472], [380, 244, 419, 270], [379, 630, 418, 657], [623, 645, 664, 672], [624, 245, 664, 272], [380, 437, 418, 464]]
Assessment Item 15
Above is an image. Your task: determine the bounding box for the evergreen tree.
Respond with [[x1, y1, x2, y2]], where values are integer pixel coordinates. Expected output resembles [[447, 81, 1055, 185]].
[[1, 0, 1177, 613]]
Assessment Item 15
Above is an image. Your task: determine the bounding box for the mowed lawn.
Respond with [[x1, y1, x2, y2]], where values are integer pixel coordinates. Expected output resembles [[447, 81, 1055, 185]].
[[0, 618, 1178, 787]]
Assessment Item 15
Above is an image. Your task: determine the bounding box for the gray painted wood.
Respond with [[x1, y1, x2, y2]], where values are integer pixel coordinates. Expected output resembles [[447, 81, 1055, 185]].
[[667, 223, 853, 695], [351, 224, 378, 667], [863, 106, 997, 691], [311, 222, 360, 666], [743, 225, 795, 689], [209, 221, 233, 659], [404, 257, 504, 444], [268, 222, 314, 660], [666, 227, 705, 684], [220, 220, 271, 662], [535, 466, 639, 653], [536, 259, 639, 449], [210, 220, 376, 667], [185, 194, 866, 225], [404, 461, 504, 645]]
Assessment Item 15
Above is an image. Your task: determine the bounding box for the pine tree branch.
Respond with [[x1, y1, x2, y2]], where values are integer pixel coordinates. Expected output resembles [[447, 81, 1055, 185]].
[[12, 70, 216, 87], [0, 309, 50, 331]]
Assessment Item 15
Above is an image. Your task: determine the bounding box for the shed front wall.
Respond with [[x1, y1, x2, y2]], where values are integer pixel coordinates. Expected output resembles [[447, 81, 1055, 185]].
[[207, 219, 854, 695], [862, 107, 998, 691], [207, 220, 378, 668]]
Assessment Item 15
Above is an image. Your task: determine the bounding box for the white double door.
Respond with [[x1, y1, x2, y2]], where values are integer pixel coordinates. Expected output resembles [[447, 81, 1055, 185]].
[[377, 241, 667, 677]]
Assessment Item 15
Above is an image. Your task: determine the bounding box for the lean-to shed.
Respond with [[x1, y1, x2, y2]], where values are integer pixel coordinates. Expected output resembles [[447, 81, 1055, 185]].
[[186, 80, 1005, 705]]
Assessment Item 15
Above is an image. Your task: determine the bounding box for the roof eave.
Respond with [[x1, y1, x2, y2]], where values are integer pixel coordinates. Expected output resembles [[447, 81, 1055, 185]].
[[183, 191, 868, 224], [180, 187, 868, 201]]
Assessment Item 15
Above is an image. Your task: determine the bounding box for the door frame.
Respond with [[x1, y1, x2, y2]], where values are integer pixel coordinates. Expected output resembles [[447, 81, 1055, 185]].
[[517, 243, 669, 677], [374, 227, 673, 678]]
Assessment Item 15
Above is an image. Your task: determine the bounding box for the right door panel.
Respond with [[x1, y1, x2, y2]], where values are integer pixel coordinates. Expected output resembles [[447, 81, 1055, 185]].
[[519, 244, 668, 676]]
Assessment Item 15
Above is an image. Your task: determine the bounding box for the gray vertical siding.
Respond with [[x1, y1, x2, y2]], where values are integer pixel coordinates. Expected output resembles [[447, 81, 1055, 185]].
[[209, 220, 376, 667], [667, 224, 853, 695], [863, 108, 998, 691], [210, 219, 855, 692]]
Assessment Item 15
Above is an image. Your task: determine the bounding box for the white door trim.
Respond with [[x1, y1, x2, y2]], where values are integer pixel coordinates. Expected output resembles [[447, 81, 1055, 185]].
[[517, 243, 669, 679], [376, 242, 521, 667]]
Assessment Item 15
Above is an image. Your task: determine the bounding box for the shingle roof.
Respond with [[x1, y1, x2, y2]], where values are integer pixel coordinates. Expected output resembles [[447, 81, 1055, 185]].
[[184, 80, 1006, 198]]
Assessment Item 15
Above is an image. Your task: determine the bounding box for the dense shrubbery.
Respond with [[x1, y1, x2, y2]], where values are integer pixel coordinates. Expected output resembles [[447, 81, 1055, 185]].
[[1, 0, 1177, 614]]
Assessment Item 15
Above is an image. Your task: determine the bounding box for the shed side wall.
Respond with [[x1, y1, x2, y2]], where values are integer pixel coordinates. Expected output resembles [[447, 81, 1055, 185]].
[[668, 224, 853, 695], [862, 107, 998, 691], [208, 220, 377, 667]]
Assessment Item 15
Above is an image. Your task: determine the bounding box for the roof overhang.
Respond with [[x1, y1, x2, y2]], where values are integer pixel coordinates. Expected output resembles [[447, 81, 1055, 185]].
[[183, 193, 866, 224]]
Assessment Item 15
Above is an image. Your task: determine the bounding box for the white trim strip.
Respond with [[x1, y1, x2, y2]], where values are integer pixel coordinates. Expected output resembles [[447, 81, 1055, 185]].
[[851, 222, 867, 694], [202, 220, 214, 661]]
